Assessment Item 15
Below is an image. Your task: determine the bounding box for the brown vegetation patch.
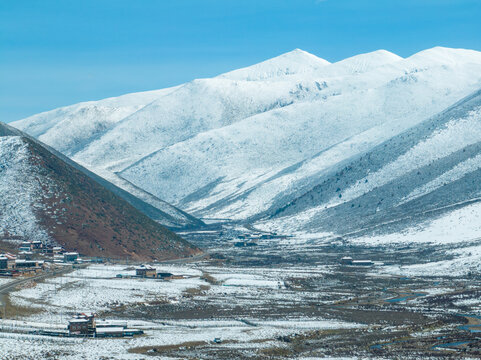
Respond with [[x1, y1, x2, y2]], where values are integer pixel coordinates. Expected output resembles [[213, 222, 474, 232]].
[[23, 138, 201, 261], [0, 294, 42, 318], [129, 341, 208, 355]]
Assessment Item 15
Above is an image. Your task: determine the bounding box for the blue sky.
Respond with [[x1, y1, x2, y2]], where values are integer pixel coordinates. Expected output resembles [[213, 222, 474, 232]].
[[1, 0, 481, 122]]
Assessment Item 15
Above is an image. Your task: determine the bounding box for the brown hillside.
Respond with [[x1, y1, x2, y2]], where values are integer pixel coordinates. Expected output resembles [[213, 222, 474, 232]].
[[4, 135, 201, 261]]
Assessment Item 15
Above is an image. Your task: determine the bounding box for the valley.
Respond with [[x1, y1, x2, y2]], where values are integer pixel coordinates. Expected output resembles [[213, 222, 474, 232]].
[[2, 225, 481, 359], [3, 47, 481, 359]]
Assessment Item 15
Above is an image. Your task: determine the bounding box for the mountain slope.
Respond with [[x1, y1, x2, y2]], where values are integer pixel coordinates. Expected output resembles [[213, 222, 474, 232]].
[[0, 122, 201, 260], [117, 47, 481, 218], [11, 47, 481, 225], [6, 118, 202, 229], [259, 88, 481, 239]]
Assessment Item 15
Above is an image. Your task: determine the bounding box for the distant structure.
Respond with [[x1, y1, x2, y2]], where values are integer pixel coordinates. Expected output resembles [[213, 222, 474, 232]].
[[68, 318, 90, 336], [234, 241, 257, 247], [18, 243, 32, 253], [67, 313, 143, 337], [0, 253, 44, 276], [68, 313, 96, 336], [340, 257, 374, 266], [135, 265, 157, 278], [31, 241, 43, 250], [0, 253, 16, 270], [63, 252, 79, 263], [352, 260, 374, 266], [134, 265, 174, 279], [53, 246, 63, 254], [0, 256, 8, 270], [157, 272, 173, 279]]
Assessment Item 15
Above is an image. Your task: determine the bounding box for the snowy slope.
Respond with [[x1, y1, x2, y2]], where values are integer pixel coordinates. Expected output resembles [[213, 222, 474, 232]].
[[11, 47, 481, 227], [259, 88, 481, 239], [119, 47, 481, 217], [0, 136, 52, 242]]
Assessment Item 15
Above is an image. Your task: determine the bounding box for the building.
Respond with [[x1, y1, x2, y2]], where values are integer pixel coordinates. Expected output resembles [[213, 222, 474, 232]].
[[352, 260, 374, 266], [95, 327, 124, 337], [63, 252, 79, 262], [31, 241, 43, 250], [157, 272, 173, 279], [68, 314, 144, 338], [96, 320, 127, 329], [18, 251, 34, 260], [53, 246, 63, 255], [20, 241, 32, 250], [69, 313, 96, 336], [68, 318, 90, 336], [15, 260, 44, 269], [4, 253, 16, 269], [234, 241, 257, 247], [0, 257, 7, 270], [0, 253, 16, 270], [135, 265, 157, 278], [79, 312, 96, 334]]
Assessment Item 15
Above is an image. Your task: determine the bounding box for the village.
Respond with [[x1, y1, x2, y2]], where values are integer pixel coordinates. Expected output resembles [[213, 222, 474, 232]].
[[0, 239, 89, 278], [0, 239, 200, 341], [1, 227, 478, 359]]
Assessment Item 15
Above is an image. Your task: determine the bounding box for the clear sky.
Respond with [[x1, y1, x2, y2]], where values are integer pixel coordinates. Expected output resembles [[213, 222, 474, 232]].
[[1, 0, 481, 122]]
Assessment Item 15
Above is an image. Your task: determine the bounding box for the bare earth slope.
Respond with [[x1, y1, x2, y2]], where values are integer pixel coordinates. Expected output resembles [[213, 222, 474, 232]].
[[0, 122, 201, 261]]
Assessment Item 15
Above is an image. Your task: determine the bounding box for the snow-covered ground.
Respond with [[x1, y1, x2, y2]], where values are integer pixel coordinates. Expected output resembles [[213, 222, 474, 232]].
[[0, 318, 361, 360], [10, 264, 205, 321], [1, 263, 363, 359], [0, 277, 14, 286], [352, 201, 481, 247]]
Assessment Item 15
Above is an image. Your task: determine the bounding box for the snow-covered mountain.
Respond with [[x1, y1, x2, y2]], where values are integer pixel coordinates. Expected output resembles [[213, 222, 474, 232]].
[[259, 89, 481, 237], [12, 47, 481, 235], [0, 122, 201, 260]]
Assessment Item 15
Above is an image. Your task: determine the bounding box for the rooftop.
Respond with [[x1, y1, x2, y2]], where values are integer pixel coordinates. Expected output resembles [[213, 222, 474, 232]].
[[136, 265, 155, 270], [69, 318, 89, 323], [96, 327, 124, 333]]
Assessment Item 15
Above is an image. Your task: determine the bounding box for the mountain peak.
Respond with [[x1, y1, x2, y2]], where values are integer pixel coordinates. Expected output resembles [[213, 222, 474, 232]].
[[218, 49, 330, 81], [329, 49, 403, 74], [408, 46, 481, 64], [278, 48, 325, 60]]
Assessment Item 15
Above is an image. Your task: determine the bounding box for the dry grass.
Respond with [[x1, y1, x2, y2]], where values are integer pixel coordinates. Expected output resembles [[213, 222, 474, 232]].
[[146, 297, 170, 306], [0, 294, 42, 318], [129, 341, 208, 354], [182, 285, 211, 298], [258, 346, 291, 357], [200, 272, 218, 285]]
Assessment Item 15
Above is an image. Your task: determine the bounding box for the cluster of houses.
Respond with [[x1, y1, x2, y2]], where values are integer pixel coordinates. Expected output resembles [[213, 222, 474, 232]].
[[0, 252, 45, 276], [66, 313, 143, 338], [17, 240, 81, 263], [0, 240, 85, 277]]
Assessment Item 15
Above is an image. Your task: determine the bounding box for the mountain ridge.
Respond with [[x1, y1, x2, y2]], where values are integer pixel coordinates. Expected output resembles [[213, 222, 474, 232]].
[[11, 47, 481, 237]]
